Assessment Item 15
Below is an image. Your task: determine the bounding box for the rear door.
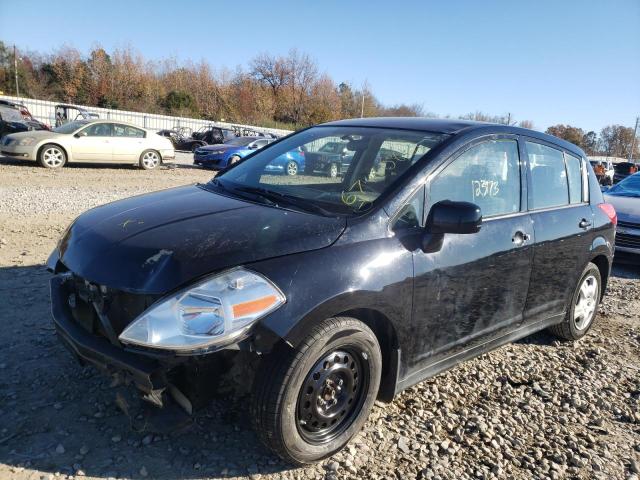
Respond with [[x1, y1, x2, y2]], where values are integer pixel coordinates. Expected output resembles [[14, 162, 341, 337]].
[[111, 124, 146, 163], [409, 136, 534, 371], [522, 140, 593, 324], [72, 123, 112, 161]]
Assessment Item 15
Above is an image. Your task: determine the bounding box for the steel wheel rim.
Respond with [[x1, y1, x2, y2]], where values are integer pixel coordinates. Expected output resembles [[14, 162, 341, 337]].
[[43, 148, 64, 167], [574, 274, 598, 330], [296, 348, 369, 445], [287, 161, 298, 176], [142, 151, 159, 168]]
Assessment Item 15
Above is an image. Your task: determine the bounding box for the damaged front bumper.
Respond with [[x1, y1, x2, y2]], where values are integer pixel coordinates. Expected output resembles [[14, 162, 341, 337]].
[[50, 275, 167, 395]]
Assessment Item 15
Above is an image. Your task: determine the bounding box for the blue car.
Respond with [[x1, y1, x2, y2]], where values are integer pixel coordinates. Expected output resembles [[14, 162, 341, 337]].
[[263, 147, 306, 176], [195, 136, 306, 175], [194, 136, 273, 169]]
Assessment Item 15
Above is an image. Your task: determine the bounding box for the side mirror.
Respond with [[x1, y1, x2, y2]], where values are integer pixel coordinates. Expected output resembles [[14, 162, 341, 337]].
[[74, 131, 88, 138], [426, 200, 482, 234]]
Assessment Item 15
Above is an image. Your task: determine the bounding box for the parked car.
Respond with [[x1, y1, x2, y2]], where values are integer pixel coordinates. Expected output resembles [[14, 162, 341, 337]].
[[193, 136, 274, 169], [589, 159, 614, 185], [263, 146, 306, 176], [1, 119, 174, 169], [604, 172, 640, 257], [0, 99, 50, 130], [613, 161, 639, 183], [0, 106, 47, 138], [47, 118, 615, 465], [157, 129, 206, 152], [55, 104, 99, 127], [192, 125, 237, 145], [304, 141, 355, 177]]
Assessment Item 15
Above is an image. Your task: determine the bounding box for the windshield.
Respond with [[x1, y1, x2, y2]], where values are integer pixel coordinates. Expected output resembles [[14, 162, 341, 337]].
[[226, 136, 257, 146], [607, 174, 640, 197], [53, 121, 89, 134], [0, 107, 24, 122], [214, 126, 449, 215]]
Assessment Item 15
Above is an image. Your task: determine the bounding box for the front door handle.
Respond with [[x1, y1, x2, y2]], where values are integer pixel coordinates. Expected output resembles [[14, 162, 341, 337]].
[[512, 231, 531, 246], [579, 218, 592, 229]]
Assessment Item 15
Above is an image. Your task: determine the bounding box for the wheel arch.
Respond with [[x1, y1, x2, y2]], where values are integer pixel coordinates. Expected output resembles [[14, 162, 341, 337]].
[[589, 253, 611, 300], [37, 142, 70, 162]]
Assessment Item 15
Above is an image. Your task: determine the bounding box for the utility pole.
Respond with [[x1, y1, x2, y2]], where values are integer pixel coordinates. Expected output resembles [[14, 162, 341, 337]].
[[629, 116, 639, 163], [13, 45, 20, 97], [360, 93, 365, 118]]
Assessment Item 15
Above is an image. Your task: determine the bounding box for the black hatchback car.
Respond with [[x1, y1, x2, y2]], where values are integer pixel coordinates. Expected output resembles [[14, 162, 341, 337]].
[[48, 118, 616, 464]]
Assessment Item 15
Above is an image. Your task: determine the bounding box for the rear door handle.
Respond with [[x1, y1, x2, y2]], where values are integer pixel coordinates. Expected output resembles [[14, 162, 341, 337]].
[[579, 219, 592, 229]]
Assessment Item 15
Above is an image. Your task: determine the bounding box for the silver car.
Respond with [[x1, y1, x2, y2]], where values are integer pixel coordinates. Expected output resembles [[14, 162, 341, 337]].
[[604, 172, 640, 256], [1, 120, 175, 170]]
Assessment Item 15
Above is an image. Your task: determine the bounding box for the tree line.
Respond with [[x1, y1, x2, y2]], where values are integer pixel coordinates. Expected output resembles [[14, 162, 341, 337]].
[[0, 41, 637, 157]]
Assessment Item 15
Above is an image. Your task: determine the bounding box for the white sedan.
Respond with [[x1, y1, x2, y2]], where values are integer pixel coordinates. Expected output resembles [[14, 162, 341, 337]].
[[0, 120, 175, 169]]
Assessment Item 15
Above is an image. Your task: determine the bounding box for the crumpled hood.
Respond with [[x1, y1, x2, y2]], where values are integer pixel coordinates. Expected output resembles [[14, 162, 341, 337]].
[[50, 185, 346, 294]]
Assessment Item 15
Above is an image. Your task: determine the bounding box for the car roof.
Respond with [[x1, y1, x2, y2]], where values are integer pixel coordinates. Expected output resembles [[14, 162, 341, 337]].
[[320, 117, 586, 157], [82, 119, 146, 129]]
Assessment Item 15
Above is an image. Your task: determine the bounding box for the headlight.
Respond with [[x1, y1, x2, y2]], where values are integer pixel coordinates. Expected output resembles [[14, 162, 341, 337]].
[[18, 137, 37, 146], [119, 268, 285, 352]]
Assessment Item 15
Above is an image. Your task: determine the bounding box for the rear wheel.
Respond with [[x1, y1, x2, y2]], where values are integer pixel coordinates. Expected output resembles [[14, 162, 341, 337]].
[[251, 317, 381, 465], [38, 144, 66, 169], [286, 161, 299, 176], [139, 150, 161, 170], [549, 262, 601, 340]]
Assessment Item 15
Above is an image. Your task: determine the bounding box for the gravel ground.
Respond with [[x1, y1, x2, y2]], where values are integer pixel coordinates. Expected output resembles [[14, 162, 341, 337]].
[[0, 156, 639, 480]]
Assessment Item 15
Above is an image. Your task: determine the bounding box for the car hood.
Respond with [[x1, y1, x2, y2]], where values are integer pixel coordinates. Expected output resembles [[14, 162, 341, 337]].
[[49, 185, 346, 294], [7, 129, 65, 139], [199, 144, 240, 152], [604, 194, 640, 223]]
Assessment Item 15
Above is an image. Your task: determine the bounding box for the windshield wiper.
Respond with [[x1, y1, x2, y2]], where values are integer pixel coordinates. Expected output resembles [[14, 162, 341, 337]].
[[232, 185, 334, 216]]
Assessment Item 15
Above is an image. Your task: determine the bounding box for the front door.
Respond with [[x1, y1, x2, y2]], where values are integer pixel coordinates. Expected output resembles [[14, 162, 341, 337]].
[[408, 137, 533, 373], [72, 123, 112, 162]]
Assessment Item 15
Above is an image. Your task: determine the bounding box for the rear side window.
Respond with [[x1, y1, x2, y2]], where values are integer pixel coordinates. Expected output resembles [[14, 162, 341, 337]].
[[429, 139, 521, 218], [526, 142, 568, 209], [564, 153, 583, 204]]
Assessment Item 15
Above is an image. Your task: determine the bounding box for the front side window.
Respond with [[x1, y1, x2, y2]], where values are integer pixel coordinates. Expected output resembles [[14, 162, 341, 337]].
[[429, 139, 521, 217], [392, 185, 425, 231], [215, 126, 448, 216], [564, 153, 583, 204], [526, 142, 568, 209], [81, 123, 112, 137], [113, 124, 145, 138]]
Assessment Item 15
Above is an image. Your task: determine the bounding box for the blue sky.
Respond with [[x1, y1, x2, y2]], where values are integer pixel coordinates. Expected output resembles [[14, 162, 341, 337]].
[[1, 0, 638, 132]]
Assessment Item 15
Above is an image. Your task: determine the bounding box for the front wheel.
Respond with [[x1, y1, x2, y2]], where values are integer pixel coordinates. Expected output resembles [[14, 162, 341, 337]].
[[548, 262, 601, 340], [139, 150, 161, 170], [228, 155, 241, 166], [252, 317, 382, 465], [286, 161, 299, 176], [38, 144, 67, 169]]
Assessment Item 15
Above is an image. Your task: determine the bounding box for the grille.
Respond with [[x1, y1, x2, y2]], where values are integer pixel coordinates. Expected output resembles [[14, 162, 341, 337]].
[[618, 220, 640, 230], [617, 233, 640, 249], [66, 274, 158, 338]]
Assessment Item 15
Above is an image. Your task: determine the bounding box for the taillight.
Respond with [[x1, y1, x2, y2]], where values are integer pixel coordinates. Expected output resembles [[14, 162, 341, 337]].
[[598, 203, 617, 226]]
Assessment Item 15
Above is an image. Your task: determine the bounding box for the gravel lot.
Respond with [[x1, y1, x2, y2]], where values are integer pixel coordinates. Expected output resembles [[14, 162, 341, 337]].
[[0, 155, 639, 480]]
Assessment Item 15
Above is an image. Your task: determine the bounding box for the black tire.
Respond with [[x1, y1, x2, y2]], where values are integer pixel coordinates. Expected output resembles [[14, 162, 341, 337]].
[[286, 160, 299, 176], [251, 317, 382, 465], [548, 262, 601, 341], [38, 143, 67, 169]]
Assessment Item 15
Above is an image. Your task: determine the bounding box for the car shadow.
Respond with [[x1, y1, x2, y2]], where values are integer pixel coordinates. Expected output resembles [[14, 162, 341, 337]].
[[0, 156, 200, 171], [0, 264, 294, 479]]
